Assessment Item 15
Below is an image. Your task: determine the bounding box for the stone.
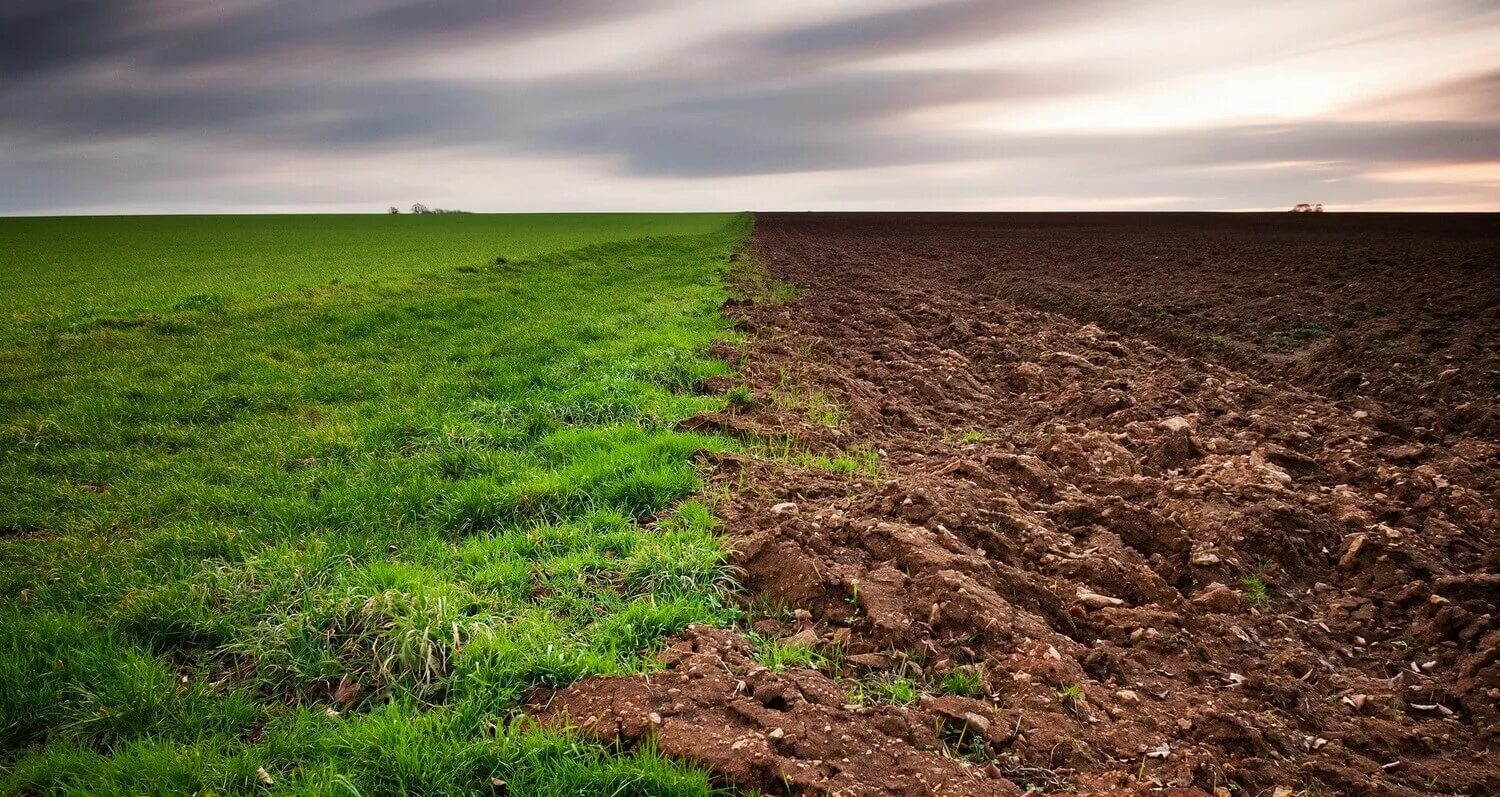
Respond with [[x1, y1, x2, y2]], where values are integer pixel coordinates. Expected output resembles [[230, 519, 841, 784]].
[[1076, 587, 1127, 609], [1192, 582, 1242, 614]]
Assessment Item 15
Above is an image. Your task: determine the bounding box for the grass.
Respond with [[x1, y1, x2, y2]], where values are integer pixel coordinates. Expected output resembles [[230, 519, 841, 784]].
[[749, 633, 834, 673], [767, 386, 843, 428], [725, 256, 798, 307], [783, 448, 880, 480], [725, 385, 754, 408], [1240, 575, 1270, 608], [870, 677, 922, 706], [0, 213, 732, 316], [841, 662, 987, 711], [1239, 562, 1273, 609], [0, 213, 749, 793], [937, 668, 986, 699]]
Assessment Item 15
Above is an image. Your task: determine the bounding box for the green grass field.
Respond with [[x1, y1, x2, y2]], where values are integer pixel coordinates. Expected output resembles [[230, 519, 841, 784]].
[[1, 213, 748, 793], [1, 214, 733, 316]]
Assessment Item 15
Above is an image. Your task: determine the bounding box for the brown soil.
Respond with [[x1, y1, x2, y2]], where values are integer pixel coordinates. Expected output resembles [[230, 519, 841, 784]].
[[755, 213, 1499, 438], [534, 213, 1499, 796]]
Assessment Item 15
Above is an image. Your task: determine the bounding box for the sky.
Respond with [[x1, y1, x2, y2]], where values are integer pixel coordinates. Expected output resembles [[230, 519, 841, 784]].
[[2, 0, 1498, 214]]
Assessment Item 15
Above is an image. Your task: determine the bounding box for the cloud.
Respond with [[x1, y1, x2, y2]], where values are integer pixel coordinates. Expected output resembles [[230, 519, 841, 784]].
[[1353, 68, 1500, 121], [0, 0, 127, 78], [0, 0, 1497, 212], [0, 0, 662, 78], [0, 60, 1103, 171], [723, 0, 1117, 71], [143, 0, 663, 71]]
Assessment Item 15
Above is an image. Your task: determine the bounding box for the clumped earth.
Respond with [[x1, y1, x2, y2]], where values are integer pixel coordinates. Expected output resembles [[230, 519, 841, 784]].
[[749, 213, 1499, 438], [538, 214, 1498, 796]]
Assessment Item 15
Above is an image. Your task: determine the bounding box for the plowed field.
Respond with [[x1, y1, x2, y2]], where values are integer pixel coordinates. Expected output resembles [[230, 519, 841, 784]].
[[539, 213, 1498, 797]]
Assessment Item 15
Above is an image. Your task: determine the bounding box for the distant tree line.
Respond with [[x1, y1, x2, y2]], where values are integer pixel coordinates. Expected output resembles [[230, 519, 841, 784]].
[[388, 204, 470, 214]]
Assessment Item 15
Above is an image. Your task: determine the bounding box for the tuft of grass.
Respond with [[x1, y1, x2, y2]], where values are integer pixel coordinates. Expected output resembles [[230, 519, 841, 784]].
[[725, 385, 753, 408], [872, 676, 923, 706], [171, 292, 226, 313], [0, 213, 750, 792], [960, 430, 987, 445], [755, 439, 880, 484], [728, 256, 798, 305], [749, 632, 833, 673], [804, 392, 844, 427], [1241, 575, 1270, 608], [938, 667, 986, 699], [767, 386, 844, 428]]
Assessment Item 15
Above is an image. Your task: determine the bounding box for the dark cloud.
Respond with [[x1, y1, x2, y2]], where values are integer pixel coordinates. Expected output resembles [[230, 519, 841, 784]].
[[753, 0, 1115, 62], [538, 69, 1101, 176], [0, 0, 1495, 212], [0, 66, 1096, 173], [674, 0, 1119, 82], [1, 79, 491, 145], [0, 0, 128, 78], [0, 0, 661, 78], [554, 116, 1500, 179], [144, 0, 662, 70], [9, 61, 1488, 183]]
